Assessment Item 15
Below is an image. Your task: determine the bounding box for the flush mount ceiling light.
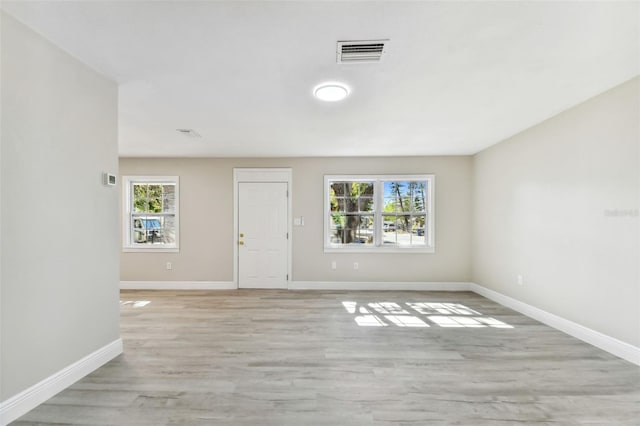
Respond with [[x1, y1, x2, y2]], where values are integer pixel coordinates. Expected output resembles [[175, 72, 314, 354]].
[[313, 83, 350, 102]]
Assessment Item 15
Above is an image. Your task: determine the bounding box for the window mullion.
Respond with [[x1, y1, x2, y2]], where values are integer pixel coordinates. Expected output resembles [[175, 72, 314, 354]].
[[128, 183, 135, 246], [131, 212, 173, 217], [130, 213, 135, 246], [129, 182, 135, 214], [375, 180, 382, 247]]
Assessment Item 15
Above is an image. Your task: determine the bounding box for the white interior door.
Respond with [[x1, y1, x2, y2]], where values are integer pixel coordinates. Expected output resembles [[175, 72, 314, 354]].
[[238, 182, 288, 289]]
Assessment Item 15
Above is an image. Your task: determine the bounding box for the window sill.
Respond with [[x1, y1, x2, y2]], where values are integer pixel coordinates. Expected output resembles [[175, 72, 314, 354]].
[[123, 247, 180, 253], [324, 246, 435, 254]]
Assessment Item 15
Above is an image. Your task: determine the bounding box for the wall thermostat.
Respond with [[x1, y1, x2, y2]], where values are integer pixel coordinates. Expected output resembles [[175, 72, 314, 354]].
[[103, 173, 117, 186]]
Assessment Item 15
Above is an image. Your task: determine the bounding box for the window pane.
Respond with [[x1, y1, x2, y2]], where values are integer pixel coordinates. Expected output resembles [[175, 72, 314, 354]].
[[330, 213, 374, 245], [409, 181, 427, 212], [330, 199, 339, 213], [383, 180, 409, 212], [162, 215, 176, 244], [331, 198, 344, 212], [330, 213, 345, 229], [330, 182, 356, 213], [330, 182, 347, 197], [349, 182, 374, 197], [132, 215, 175, 245], [336, 215, 373, 245], [384, 181, 409, 203], [358, 197, 374, 212], [133, 184, 149, 212], [384, 180, 407, 213], [329, 213, 340, 243], [395, 215, 410, 233], [397, 215, 411, 246], [356, 215, 374, 244], [411, 216, 426, 245], [329, 213, 344, 243], [345, 198, 359, 213], [162, 184, 176, 213], [145, 185, 161, 213], [382, 223, 398, 245], [332, 228, 346, 244], [384, 181, 427, 213], [383, 216, 413, 245], [382, 218, 397, 233], [383, 198, 400, 213]]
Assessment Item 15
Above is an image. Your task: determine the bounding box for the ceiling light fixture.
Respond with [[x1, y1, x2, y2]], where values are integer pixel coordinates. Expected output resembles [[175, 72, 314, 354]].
[[313, 83, 350, 102]]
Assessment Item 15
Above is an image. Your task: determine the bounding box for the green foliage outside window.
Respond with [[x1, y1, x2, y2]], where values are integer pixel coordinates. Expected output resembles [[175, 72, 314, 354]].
[[133, 184, 175, 213]]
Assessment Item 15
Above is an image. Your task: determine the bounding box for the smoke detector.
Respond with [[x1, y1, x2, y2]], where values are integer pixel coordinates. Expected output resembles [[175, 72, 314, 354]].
[[176, 129, 201, 138], [337, 40, 388, 64]]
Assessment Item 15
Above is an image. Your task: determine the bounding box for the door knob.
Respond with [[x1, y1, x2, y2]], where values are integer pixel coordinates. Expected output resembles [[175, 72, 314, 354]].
[[240, 233, 244, 237], [239, 241, 244, 245]]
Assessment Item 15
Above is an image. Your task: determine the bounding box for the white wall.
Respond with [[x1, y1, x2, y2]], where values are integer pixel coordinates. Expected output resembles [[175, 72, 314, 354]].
[[1, 13, 120, 400], [472, 77, 639, 347], [119, 156, 472, 284]]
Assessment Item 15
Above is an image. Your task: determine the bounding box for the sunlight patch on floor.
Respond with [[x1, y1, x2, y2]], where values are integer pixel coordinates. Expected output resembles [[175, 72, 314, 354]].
[[343, 301, 513, 329], [120, 300, 151, 308], [385, 315, 429, 327]]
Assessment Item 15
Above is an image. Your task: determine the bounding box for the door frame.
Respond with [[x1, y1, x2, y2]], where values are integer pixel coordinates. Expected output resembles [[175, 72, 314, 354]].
[[233, 168, 292, 289]]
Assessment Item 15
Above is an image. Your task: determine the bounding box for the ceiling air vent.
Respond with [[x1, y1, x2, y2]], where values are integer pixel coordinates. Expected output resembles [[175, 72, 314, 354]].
[[176, 128, 201, 138], [337, 40, 388, 64]]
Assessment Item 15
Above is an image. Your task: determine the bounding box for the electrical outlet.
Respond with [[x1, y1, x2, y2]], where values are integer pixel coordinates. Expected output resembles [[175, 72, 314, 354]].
[[331, 261, 337, 270], [517, 274, 523, 285], [353, 262, 359, 270], [166, 262, 172, 270]]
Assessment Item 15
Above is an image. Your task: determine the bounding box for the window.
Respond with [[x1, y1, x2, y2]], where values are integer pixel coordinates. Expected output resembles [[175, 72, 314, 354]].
[[324, 175, 434, 252], [123, 176, 179, 252]]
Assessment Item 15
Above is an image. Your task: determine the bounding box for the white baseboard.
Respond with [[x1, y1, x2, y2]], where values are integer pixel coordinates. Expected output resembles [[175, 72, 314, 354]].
[[289, 281, 472, 291], [0, 338, 123, 425], [120, 281, 236, 290], [470, 283, 640, 366], [121, 281, 470, 291]]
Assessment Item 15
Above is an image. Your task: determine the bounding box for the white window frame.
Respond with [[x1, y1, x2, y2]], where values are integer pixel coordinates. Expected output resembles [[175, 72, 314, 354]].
[[122, 176, 180, 253], [324, 174, 435, 253]]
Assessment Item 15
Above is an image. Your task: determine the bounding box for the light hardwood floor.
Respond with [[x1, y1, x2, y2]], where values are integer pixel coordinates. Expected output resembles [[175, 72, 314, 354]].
[[13, 290, 640, 425]]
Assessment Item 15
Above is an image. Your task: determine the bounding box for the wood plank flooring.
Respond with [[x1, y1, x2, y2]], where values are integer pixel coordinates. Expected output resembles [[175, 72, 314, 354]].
[[13, 290, 640, 425]]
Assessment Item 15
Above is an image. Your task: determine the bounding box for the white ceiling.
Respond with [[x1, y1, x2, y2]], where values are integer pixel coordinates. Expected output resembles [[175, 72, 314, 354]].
[[2, 1, 639, 157]]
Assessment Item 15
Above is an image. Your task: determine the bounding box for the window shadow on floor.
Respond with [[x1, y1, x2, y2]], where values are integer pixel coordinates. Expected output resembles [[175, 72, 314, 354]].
[[342, 301, 513, 328]]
